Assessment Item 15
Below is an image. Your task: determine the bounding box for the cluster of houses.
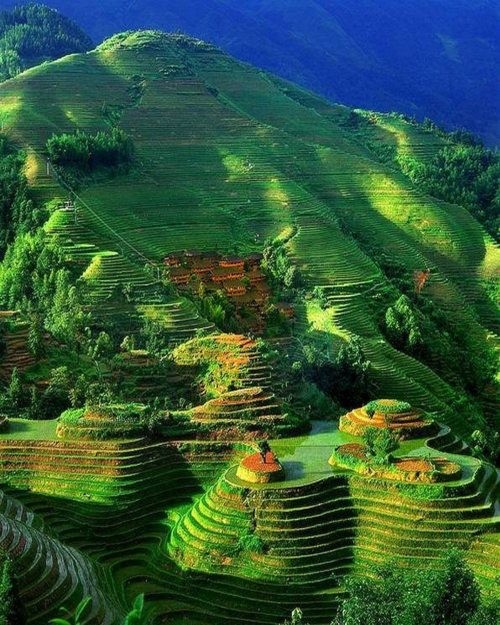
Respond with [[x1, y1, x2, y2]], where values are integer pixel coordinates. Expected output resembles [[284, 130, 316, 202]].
[[164, 250, 294, 330]]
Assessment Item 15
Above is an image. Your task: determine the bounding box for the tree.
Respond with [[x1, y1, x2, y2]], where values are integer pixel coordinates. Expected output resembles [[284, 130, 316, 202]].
[[6, 368, 22, 410], [88, 331, 113, 378], [470, 428, 499, 464], [363, 427, 399, 465], [23, 386, 44, 420], [27, 313, 44, 358], [306, 337, 371, 408], [434, 550, 480, 625], [0, 4, 92, 81], [84, 381, 114, 409], [384, 295, 424, 353], [281, 608, 309, 625], [331, 551, 485, 625], [43, 366, 72, 418], [257, 440, 271, 463], [120, 335, 135, 352], [46, 128, 133, 173], [397, 142, 499, 241]]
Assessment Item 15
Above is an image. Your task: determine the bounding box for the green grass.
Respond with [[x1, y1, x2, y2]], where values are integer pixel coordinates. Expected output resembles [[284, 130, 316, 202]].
[[0, 419, 58, 440]]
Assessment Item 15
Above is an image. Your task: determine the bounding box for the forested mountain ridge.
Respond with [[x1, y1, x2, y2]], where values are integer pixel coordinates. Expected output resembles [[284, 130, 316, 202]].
[[0, 3, 92, 81], [1, 0, 498, 144]]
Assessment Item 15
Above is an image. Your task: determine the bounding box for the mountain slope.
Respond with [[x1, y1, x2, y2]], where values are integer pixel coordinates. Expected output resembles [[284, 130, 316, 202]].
[[3, 0, 498, 143], [0, 31, 497, 624], [0, 30, 497, 433]]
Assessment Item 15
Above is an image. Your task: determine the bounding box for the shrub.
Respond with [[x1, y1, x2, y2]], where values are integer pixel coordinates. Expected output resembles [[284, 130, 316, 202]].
[[237, 531, 265, 554], [363, 427, 399, 464], [365, 399, 412, 416]]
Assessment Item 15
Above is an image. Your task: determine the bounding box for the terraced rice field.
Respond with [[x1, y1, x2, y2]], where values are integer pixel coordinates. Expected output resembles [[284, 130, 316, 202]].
[[0, 31, 498, 624], [1, 31, 497, 422], [0, 416, 496, 624]]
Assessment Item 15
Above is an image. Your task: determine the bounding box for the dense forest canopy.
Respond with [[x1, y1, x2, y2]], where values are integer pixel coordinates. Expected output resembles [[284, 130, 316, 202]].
[[2, 0, 498, 144], [0, 3, 92, 80]]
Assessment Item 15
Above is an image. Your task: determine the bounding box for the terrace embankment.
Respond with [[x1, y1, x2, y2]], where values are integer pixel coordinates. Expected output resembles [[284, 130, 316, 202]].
[[169, 452, 499, 595]]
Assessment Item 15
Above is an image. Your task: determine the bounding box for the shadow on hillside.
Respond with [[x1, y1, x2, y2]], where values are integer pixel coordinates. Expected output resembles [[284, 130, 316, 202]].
[[281, 459, 305, 479]]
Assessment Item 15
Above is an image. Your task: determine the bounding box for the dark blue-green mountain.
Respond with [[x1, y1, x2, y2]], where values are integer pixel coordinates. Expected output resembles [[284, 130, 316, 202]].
[[1, 0, 498, 144]]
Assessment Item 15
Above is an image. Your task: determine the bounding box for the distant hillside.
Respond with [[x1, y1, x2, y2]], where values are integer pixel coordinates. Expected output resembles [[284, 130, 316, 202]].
[[2, 0, 498, 144], [0, 3, 92, 80]]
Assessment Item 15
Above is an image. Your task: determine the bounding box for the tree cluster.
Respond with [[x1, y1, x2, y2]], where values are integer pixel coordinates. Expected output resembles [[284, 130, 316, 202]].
[[331, 551, 496, 625], [398, 141, 499, 240], [0, 137, 44, 259], [280, 551, 497, 625], [0, 3, 92, 81], [47, 128, 133, 173], [0, 231, 88, 345], [301, 337, 371, 409]]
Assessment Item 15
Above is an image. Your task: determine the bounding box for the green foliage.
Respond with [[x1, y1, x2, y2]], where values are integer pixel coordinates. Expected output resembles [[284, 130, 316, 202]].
[[0, 139, 43, 258], [281, 608, 309, 625], [192, 289, 238, 333], [5, 367, 22, 410], [264, 304, 291, 338], [124, 594, 146, 625], [47, 128, 133, 173], [88, 331, 114, 377], [398, 142, 499, 240], [27, 313, 44, 358], [237, 531, 265, 554], [363, 427, 399, 464], [365, 399, 412, 416], [139, 317, 173, 356], [0, 231, 88, 345], [384, 295, 424, 353], [262, 234, 302, 294], [331, 551, 483, 625], [304, 338, 371, 408], [396, 482, 444, 501], [470, 428, 499, 464], [22, 385, 43, 420], [0, 4, 91, 81], [0, 553, 14, 625]]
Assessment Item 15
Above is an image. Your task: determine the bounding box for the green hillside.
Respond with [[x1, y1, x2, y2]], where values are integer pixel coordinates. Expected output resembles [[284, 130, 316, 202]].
[[0, 30, 497, 624], [2, 31, 497, 422]]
